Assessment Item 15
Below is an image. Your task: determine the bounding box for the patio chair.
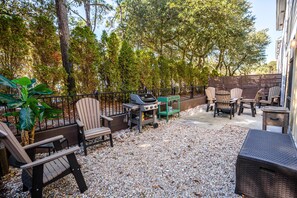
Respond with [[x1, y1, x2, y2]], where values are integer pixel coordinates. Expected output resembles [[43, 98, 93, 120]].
[[0, 122, 87, 198], [230, 88, 243, 112], [238, 89, 263, 117], [76, 98, 113, 156], [259, 86, 281, 107], [214, 90, 235, 119], [205, 87, 216, 112]]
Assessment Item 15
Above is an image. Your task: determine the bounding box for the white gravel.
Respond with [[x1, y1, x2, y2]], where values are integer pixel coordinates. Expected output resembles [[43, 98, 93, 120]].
[[1, 107, 248, 198]]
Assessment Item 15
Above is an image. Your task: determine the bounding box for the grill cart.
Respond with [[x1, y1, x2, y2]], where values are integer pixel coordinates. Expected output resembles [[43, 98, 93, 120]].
[[123, 93, 159, 132]]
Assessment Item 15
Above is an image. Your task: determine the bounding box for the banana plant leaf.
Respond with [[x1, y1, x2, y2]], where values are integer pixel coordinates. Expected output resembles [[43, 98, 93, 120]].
[[0, 75, 60, 134], [20, 87, 28, 101], [0, 75, 17, 88], [43, 108, 62, 119], [19, 107, 35, 130], [0, 93, 17, 103], [40, 101, 51, 109], [3, 111, 20, 117], [28, 78, 36, 88], [7, 100, 25, 109], [38, 107, 62, 121], [29, 84, 53, 96], [0, 93, 24, 108], [12, 77, 31, 86]]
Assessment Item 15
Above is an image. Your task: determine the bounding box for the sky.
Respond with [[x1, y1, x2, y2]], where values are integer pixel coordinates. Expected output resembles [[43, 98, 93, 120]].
[[249, 0, 282, 63]]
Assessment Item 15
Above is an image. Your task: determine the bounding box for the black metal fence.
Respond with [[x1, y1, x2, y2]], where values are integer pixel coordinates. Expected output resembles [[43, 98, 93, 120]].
[[0, 86, 205, 134]]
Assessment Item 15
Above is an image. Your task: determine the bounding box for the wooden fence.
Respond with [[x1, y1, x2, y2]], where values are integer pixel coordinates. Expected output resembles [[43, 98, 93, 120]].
[[208, 74, 282, 98]]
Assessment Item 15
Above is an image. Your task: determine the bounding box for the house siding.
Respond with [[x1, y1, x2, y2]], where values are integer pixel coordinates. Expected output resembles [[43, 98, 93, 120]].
[[276, 0, 297, 141]]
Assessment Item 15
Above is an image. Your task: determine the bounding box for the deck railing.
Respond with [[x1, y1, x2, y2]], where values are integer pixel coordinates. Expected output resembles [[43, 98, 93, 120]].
[[0, 86, 205, 135]]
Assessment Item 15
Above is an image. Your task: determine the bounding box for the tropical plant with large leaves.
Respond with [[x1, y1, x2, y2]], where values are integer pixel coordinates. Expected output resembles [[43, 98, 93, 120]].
[[0, 75, 61, 145]]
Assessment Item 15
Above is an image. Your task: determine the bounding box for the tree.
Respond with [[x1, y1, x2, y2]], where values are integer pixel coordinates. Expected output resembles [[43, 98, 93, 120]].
[[55, 0, 76, 94], [117, 0, 269, 81], [220, 29, 270, 76], [151, 59, 161, 90], [250, 61, 277, 74], [0, 15, 29, 80], [158, 56, 171, 88], [70, 26, 100, 94], [118, 40, 139, 91], [136, 49, 155, 89], [71, 0, 112, 32], [104, 32, 121, 91], [118, 0, 180, 55], [29, 15, 67, 93]]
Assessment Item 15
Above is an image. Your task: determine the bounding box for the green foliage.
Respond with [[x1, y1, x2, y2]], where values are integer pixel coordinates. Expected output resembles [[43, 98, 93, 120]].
[[70, 26, 100, 94], [152, 60, 161, 90], [218, 29, 270, 76], [198, 67, 210, 86], [136, 49, 155, 89], [252, 61, 277, 74], [99, 32, 121, 92], [0, 75, 61, 132], [118, 40, 139, 91], [117, 0, 270, 80], [29, 15, 67, 94], [119, 0, 180, 56], [0, 0, 272, 94], [0, 15, 29, 79], [158, 56, 171, 88]]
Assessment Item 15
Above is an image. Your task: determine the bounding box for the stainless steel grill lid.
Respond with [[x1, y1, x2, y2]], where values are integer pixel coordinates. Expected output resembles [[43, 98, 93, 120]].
[[130, 93, 157, 104]]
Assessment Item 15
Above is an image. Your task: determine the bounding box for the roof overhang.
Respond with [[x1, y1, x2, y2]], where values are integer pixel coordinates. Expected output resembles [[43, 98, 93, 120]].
[[276, 0, 286, 30]]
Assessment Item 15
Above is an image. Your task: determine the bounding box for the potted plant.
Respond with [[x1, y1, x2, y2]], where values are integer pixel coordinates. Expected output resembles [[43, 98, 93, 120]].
[[0, 75, 61, 145]]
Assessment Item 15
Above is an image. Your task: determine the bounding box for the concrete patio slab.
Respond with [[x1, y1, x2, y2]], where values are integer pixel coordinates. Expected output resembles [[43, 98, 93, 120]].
[[178, 104, 282, 133]]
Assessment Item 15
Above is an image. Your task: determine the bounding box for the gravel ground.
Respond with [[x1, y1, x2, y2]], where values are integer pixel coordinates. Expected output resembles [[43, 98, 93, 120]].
[[1, 107, 248, 198]]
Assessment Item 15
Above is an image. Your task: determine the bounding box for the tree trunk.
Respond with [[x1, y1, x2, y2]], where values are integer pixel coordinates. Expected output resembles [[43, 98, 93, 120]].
[[21, 130, 29, 146], [55, 0, 76, 94], [84, 0, 91, 28], [29, 126, 36, 144]]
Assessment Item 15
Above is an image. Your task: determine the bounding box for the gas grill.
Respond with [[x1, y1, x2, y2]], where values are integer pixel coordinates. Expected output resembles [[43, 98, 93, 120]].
[[123, 93, 159, 132]]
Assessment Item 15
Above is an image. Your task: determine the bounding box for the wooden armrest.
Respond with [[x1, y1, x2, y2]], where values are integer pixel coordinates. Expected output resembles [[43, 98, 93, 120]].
[[23, 135, 64, 150], [0, 132, 6, 138], [271, 95, 280, 99], [76, 119, 84, 128], [241, 99, 255, 103], [20, 146, 80, 169], [101, 115, 113, 122]]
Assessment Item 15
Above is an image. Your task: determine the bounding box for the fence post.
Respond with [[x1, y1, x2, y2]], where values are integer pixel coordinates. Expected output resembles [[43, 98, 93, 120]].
[[94, 90, 99, 101], [190, 85, 194, 99], [204, 86, 206, 95]]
